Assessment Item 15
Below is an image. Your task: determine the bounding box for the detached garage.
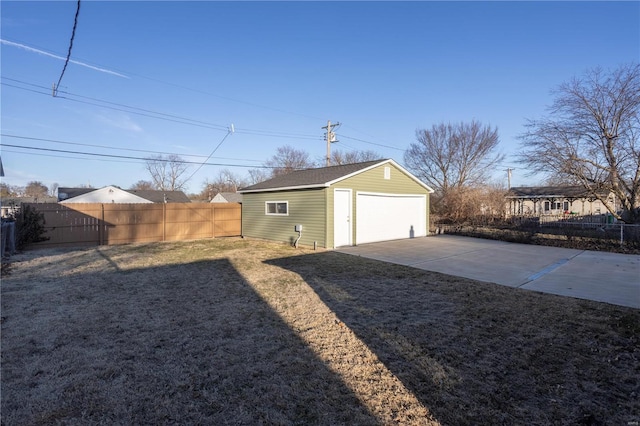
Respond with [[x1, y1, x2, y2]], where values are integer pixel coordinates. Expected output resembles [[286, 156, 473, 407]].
[[239, 159, 434, 248]]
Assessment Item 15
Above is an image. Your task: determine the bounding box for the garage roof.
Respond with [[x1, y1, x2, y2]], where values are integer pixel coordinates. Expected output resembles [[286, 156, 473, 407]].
[[239, 159, 434, 193]]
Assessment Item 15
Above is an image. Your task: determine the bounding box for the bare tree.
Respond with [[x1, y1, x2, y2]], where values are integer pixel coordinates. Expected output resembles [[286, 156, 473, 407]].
[[144, 155, 190, 191], [24, 181, 48, 198], [0, 183, 19, 197], [330, 149, 382, 165], [518, 64, 640, 222], [49, 182, 59, 197], [405, 121, 504, 194], [247, 168, 271, 185], [265, 145, 315, 177], [129, 180, 155, 190], [200, 169, 248, 200]]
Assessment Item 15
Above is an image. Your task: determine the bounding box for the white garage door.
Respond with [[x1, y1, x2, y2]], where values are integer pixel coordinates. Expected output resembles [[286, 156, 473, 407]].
[[356, 192, 426, 244]]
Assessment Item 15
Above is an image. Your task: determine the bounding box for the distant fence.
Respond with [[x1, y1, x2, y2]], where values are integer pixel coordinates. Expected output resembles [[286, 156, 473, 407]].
[[432, 216, 640, 248], [510, 214, 613, 226], [23, 203, 241, 248]]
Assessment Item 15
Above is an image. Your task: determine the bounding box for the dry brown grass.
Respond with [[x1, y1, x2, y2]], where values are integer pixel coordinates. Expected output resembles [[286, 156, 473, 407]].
[[1, 238, 638, 425]]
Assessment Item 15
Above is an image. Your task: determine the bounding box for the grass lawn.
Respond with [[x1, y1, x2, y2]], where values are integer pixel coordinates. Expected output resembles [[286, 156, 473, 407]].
[[1, 238, 638, 425]]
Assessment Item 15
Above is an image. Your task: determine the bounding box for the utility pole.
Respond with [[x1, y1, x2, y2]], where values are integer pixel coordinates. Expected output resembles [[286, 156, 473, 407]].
[[322, 120, 341, 166], [505, 168, 514, 190]]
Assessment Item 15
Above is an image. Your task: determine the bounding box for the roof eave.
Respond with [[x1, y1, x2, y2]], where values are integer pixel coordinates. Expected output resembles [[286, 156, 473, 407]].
[[238, 183, 330, 194]]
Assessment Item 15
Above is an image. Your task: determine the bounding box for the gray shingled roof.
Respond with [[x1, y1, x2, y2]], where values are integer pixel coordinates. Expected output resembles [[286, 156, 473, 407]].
[[58, 187, 95, 201], [508, 186, 608, 199], [127, 190, 191, 203], [239, 160, 386, 192], [218, 192, 243, 203]]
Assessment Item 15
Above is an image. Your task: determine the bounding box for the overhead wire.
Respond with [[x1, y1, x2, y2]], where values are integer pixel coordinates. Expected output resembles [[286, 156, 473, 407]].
[[3, 77, 322, 139], [54, 0, 81, 96], [0, 133, 265, 163], [335, 134, 405, 151], [4, 40, 410, 151], [5, 35, 329, 122], [5, 53, 407, 153], [0, 143, 275, 169], [183, 127, 234, 183], [0, 148, 143, 164]]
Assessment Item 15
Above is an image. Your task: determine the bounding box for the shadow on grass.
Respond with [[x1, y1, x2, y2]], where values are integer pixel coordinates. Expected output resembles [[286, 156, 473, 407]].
[[266, 251, 640, 426], [1, 257, 378, 425]]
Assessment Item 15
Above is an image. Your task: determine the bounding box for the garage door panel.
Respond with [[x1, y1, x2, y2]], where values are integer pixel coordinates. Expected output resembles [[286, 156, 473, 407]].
[[356, 193, 426, 244]]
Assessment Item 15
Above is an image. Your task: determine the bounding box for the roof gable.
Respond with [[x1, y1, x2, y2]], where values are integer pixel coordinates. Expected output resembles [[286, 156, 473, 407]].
[[239, 159, 434, 193], [211, 192, 243, 203], [58, 187, 191, 203], [60, 186, 152, 204]]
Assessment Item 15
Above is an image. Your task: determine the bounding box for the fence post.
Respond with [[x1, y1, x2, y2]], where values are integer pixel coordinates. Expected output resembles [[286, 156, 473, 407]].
[[100, 204, 104, 245], [620, 223, 624, 246], [163, 203, 166, 242]]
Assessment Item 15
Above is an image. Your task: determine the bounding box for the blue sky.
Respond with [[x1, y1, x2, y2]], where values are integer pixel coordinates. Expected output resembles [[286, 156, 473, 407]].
[[1, 1, 638, 194]]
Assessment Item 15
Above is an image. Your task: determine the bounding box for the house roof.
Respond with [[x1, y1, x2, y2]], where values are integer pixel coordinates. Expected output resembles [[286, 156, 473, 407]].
[[239, 159, 434, 193], [507, 185, 609, 199], [127, 190, 191, 203], [60, 186, 152, 204], [58, 187, 191, 203], [211, 192, 243, 203], [58, 187, 95, 201]]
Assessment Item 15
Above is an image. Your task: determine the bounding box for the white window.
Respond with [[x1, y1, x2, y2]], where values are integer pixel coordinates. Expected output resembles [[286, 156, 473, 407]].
[[384, 166, 391, 180], [265, 201, 288, 216]]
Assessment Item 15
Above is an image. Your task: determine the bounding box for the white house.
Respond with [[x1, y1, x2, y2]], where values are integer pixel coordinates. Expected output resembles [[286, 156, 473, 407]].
[[59, 186, 153, 204]]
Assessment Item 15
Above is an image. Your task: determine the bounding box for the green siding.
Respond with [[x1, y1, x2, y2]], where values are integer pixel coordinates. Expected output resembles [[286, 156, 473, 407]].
[[242, 188, 327, 247], [327, 163, 430, 247]]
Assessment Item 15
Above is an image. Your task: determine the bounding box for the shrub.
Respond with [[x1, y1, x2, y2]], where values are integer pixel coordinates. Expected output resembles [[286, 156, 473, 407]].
[[15, 204, 49, 250]]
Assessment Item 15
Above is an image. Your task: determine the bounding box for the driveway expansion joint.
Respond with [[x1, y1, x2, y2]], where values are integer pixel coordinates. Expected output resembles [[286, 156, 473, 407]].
[[518, 251, 585, 287]]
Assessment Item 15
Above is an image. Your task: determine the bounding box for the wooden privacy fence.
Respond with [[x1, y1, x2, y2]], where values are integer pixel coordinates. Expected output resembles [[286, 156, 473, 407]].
[[24, 203, 241, 248]]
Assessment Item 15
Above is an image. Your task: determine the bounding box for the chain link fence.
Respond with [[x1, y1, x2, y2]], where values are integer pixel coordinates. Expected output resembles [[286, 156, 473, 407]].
[[431, 214, 640, 251]]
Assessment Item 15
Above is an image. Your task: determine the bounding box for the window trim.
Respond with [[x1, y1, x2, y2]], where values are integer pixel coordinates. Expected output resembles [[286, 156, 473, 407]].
[[265, 201, 289, 216]]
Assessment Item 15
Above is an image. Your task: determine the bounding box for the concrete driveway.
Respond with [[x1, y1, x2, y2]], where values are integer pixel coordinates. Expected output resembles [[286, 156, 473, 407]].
[[337, 234, 640, 309]]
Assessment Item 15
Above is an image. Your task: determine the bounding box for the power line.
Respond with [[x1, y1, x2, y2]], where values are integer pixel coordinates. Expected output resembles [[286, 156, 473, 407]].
[[335, 134, 405, 151], [3, 77, 402, 151], [184, 125, 235, 183], [0, 133, 264, 163], [3, 38, 325, 121], [3, 77, 323, 140], [0, 148, 143, 164], [54, 0, 81, 96], [0, 143, 275, 169], [1, 82, 51, 97]]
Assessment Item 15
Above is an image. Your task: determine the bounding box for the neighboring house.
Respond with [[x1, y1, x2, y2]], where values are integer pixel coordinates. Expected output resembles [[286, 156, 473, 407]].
[[238, 159, 434, 248], [211, 192, 243, 203], [1, 196, 58, 218], [58, 186, 190, 204], [127, 189, 191, 203], [506, 186, 616, 216]]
